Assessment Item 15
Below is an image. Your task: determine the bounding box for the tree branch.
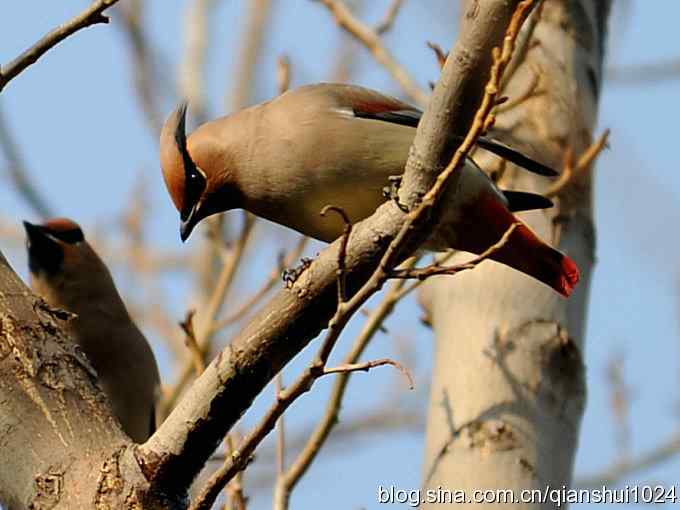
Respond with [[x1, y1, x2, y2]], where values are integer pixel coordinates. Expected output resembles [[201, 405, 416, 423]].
[[316, 0, 428, 106], [0, 0, 121, 92]]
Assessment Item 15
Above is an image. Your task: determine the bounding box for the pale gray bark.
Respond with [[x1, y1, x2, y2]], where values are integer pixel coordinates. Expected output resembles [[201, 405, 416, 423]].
[[420, 1, 610, 508]]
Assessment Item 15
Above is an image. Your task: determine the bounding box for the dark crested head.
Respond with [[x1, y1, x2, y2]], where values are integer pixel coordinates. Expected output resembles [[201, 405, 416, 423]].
[[23, 218, 85, 275], [160, 103, 209, 242]]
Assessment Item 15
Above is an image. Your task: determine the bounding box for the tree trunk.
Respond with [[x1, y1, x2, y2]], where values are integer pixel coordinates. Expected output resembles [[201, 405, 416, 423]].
[[420, 1, 610, 507], [0, 253, 180, 509]]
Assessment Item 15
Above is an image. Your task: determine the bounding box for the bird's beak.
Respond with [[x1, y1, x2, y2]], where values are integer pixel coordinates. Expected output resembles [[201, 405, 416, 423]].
[[23, 221, 51, 248], [180, 205, 200, 242]]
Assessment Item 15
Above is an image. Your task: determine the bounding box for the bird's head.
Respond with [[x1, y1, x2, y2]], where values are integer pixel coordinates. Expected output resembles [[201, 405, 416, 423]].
[[23, 218, 85, 278], [160, 104, 241, 242], [24, 217, 120, 314]]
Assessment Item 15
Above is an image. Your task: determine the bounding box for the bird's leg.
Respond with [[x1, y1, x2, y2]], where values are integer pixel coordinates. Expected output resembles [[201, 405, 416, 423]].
[[282, 257, 314, 288], [382, 175, 409, 212]]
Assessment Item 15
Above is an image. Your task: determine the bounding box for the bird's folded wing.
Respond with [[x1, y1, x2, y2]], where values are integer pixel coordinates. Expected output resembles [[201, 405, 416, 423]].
[[353, 108, 558, 177]]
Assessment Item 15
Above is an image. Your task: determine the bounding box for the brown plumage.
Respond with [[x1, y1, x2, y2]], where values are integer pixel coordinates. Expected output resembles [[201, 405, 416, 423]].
[[24, 218, 160, 442], [160, 83, 579, 296]]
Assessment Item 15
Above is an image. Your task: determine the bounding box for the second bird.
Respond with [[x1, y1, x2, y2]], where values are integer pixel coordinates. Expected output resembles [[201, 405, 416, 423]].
[[159, 83, 579, 296], [24, 218, 160, 443]]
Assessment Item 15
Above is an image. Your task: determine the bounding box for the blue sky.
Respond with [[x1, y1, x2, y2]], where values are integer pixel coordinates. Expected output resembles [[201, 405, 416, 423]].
[[2, 1, 680, 508]]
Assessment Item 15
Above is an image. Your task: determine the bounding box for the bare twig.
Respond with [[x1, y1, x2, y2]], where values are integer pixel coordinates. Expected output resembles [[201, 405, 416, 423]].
[[116, 0, 164, 136], [223, 433, 248, 510], [270, 268, 418, 504], [498, 0, 544, 92], [275, 375, 286, 478], [276, 55, 291, 95], [495, 67, 541, 113], [226, 0, 273, 111], [212, 236, 309, 331], [180, 310, 205, 376], [607, 58, 680, 85], [545, 129, 610, 198], [0, 106, 53, 218], [427, 41, 447, 70], [323, 358, 413, 387], [576, 433, 680, 489], [192, 347, 410, 510], [0, 0, 121, 92], [375, 0, 405, 34], [180, 0, 218, 124], [158, 214, 255, 419], [389, 224, 518, 280], [605, 352, 631, 459], [320, 206, 353, 303], [316, 0, 428, 106]]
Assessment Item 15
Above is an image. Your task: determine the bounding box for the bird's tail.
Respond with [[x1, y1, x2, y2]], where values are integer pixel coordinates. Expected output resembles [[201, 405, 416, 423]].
[[454, 192, 580, 297], [487, 221, 579, 297]]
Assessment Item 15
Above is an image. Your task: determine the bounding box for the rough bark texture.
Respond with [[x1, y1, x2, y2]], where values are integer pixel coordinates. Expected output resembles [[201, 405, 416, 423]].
[[420, 1, 610, 507], [0, 253, 180, 509]]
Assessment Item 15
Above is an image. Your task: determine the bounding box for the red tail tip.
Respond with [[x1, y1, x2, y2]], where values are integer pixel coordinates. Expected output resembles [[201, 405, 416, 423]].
[[558, 255, 580, 297]]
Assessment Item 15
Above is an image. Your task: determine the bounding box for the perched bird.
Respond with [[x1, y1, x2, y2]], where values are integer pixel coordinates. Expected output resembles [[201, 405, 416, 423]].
[[160, 83, 579, 296], [24, 218, 160, 442]]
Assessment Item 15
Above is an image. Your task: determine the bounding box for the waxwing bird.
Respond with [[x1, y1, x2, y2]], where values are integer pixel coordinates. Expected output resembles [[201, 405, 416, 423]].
[[160, 83, 579, 296], [24, 218, 161, 442]]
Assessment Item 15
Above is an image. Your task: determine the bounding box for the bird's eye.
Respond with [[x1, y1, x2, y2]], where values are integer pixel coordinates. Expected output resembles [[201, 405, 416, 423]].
[[184, 166, 206, 211]]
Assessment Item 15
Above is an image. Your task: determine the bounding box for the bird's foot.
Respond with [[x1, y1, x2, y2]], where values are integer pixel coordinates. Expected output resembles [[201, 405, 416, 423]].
[[282, 257, 314, 288], [382, 175, 409, 212]]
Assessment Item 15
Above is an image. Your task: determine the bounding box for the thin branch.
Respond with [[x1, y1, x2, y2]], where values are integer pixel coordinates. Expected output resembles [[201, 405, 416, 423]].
[[576, 433, 680, 489], [605, 352, 631, 459], [495, 67, 541, 113], [116, 0, 165, 136], [269, 268, 419, 501], [322, 358, 413, 386], [426, 41, 447, 70], [275, 375, 286, 477], [545, 129, 610, 198], [192, 350, 410, 510], [498, 0, 544, 92], [226, 0, 273, 111], [276, 55, 291, 95], [607, 58, 680, 85], [180, 0, 218, 124], [375, 0, 405, 34], [388, 224, 518, 280], [0, 106, 53, 218], [158, 214, 255, 419], [316, 0, 428, 106], [212, 236, 309, 331], [0, 0, 121, 92], [320, 206, 353, 303], [180, 310, 205, 376], [223, 433, 248, 510]]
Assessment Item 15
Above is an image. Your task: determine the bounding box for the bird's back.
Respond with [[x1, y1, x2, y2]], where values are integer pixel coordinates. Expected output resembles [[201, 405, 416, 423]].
[[238, 84, 416, 241]]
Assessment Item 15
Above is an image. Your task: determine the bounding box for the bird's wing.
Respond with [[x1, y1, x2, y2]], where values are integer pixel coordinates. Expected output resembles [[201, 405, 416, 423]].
[[353, 105, 557, 177]]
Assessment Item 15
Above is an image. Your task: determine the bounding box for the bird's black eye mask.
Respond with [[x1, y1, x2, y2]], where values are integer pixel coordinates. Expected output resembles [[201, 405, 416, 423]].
[[174, 103, 207, 222], [47, 226, 84, 244]]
